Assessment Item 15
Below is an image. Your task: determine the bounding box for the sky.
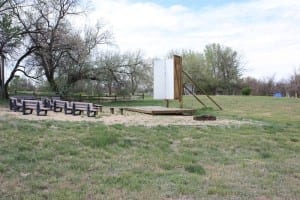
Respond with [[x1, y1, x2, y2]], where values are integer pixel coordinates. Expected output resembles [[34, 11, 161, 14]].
[[82, 0, 300, 80]]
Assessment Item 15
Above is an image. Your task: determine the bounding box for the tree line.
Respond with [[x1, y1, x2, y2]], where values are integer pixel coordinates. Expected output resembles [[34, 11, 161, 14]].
[[1, 0, 299, 99], [170, 48, 300, 97], [0, 0, 151, 98], [242, 73, 300, 97]]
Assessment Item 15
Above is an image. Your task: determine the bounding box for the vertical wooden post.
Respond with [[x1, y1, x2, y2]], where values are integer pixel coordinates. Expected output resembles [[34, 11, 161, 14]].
[[165, 99, 169, 108], [179, 98, 183, 108], [110, 107, 114, 114], [174, 55, 183, 108]]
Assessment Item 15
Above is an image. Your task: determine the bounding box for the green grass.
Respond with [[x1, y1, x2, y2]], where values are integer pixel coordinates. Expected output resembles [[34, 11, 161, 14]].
[[0, 98, 8, 106], [0, 95, 300, 199]]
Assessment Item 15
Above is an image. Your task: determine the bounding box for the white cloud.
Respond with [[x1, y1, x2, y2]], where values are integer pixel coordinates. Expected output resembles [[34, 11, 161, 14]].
[[85, 0, 300, 80]]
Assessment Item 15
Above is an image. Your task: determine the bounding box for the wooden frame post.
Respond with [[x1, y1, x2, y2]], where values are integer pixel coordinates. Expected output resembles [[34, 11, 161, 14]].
[[165, 99, 169, 108], [174, 55, 183, 108]]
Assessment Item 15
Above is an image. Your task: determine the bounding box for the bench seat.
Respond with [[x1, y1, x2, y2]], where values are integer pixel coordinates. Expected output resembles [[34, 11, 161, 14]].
[[72, 102, 97, 117], [53, 100, 69, 113], [9, 97, 23, 112], [22, 100, 50, 116]]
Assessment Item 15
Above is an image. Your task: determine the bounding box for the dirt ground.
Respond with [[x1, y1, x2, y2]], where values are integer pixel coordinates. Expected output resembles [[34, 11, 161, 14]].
[[0, 106, 251, 127]]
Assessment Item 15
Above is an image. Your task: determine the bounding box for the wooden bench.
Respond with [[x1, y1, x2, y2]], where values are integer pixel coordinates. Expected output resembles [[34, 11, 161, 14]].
[[93, 104, 103, 112], [22, 100, 50, 116], [48, 96, 61, 110], [9, 97, 22, 112], [64, 102, 73, 114], [109, 107, 124, 115], [72, 102, 98, 117], [40, 97, 52, 109], [53, 100, 69, 112]]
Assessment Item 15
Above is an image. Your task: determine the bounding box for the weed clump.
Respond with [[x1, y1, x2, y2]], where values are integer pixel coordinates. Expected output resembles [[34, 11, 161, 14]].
[[184, 165, 206, 175]]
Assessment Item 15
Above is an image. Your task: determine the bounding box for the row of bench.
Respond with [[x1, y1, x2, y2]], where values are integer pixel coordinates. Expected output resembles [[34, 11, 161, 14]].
[[9, 97, 124, 117], [52, 100, 98, 117], [10, 98, 51, 116]]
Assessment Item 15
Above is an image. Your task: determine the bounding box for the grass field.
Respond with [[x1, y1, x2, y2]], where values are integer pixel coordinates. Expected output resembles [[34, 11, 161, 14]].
[[0, 96, 299, 199]]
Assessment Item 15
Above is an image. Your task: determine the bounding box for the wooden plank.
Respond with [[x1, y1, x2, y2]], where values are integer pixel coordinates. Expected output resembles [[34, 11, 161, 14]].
[[174, 55, 183, 101], [184, 85, 207, 107], [124, 106, 195, 115], [182, 70, 223, 110]]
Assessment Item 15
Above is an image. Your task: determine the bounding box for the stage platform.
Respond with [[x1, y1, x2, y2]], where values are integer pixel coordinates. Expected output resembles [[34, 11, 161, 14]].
[[124, 106, 196, 115]]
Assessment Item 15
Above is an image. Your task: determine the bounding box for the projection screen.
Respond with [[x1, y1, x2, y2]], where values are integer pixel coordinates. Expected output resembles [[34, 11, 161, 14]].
[[153, 59, 174, 99]]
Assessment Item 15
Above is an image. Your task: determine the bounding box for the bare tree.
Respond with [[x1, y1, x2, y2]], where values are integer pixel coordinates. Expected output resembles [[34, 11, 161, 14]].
[[94, 50, 150, 96], [121, 51, 150, 95], [242, 75, 276, 96], [95, 52, 123, 95], [53, 24, 111, 95], [14, 0, 81, 92], [289, 69, 300, 97], [0, 0, 23, 98], [9, 0, 111, 95]]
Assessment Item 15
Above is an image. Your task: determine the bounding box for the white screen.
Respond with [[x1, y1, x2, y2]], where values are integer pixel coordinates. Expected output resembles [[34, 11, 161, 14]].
[[153, 59, 174, 99]]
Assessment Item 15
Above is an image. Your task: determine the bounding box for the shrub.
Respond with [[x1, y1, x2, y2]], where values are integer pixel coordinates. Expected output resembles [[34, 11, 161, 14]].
[[184, 165, 206, 175], [241, 87, 251, 96]]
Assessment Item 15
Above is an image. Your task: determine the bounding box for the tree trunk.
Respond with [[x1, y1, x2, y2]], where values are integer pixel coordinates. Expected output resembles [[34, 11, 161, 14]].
[[0, 55, 5, 99], [48, 78, 59, 94], [108, 82, 112, 96], [130, 75, 136, 96], [3, 82, 9, 99], [0, 84, 4, 99]]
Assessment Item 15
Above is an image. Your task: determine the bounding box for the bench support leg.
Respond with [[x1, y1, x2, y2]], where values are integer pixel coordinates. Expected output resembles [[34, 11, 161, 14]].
[[23, 108, 33, 115], [110, 108, 114, 114]]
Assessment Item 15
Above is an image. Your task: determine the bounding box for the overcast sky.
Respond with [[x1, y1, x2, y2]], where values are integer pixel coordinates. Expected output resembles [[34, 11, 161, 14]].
[[84, 0, 300, 80]]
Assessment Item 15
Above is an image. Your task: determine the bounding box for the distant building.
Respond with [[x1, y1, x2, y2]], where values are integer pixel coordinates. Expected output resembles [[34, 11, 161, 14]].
[[273, 92, 283, 98]]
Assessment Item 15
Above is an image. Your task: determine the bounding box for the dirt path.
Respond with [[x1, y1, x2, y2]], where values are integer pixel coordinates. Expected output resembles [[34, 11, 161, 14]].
[[0, 106, 251, 127]]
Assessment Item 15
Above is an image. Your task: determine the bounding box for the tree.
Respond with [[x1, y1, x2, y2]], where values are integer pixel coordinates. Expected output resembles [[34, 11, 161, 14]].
[[121, 51, 151, 95], [168, 44, 243, 95], [242, 76, 276, 96], [0, 0, 22, 98], [204, 43, 243, 94], [242, 77, 259, 95], [9, 76, 35, 93], [11, 0, 81, 93], [94, 50, 150, 95], [168, 50, 208, 94], [52, 24, 112, 95], [9, 0, 111, 96], [95, 51, 123, 95], [289, 68, 300, 97]]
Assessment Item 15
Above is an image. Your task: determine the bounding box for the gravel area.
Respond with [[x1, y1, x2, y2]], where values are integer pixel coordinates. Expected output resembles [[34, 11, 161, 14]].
[[0, 106, 252, 127]]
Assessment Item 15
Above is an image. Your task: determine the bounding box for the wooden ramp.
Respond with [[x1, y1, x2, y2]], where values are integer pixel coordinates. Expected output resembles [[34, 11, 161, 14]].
[[124, 106, 195, 115]]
